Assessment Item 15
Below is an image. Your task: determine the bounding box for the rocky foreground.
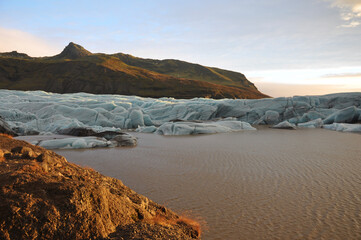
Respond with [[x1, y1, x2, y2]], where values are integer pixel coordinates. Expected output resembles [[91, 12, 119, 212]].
[[0, 135, 200, 239]]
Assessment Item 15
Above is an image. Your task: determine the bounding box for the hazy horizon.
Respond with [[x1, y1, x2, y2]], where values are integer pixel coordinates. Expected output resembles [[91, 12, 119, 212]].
[[1, 0, 361, 97]]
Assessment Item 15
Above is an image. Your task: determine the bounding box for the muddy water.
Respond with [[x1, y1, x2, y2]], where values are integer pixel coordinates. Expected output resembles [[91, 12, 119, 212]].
[[56, 128, 361, 239]]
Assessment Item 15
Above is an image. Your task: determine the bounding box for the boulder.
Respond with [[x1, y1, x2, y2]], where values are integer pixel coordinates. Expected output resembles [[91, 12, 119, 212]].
[[11, 146, 38, 158]]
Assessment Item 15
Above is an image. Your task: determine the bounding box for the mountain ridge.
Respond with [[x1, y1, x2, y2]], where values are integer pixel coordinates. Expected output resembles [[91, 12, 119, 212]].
[[0, 42, 269, 99]]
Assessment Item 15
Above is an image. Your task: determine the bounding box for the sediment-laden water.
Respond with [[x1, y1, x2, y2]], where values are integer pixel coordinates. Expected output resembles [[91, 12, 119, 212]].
[[56, 128, 361, 239]]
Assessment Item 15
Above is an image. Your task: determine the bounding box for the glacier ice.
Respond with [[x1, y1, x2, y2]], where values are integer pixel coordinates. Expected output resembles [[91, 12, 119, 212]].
[[155, 120, 256, 135], [272, 121, 296, 130], [32, 137, 111, 150], [299, 111, 326, 123], [136, 126, 158, 133], [323, 106, 360, 124], [0, 117, 18, 136], [297, 118, 323, 128], [0, 90, 360, 139], [323, 123, 361, 133], [31, 133, 137, 150]]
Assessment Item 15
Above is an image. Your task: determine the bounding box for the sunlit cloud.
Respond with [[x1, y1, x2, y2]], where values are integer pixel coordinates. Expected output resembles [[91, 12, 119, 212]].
[[340, 21, 361, 27], [321, 72, 361, 78], [247, 66, 361, 97], [254, 82, 350, 98], [327, 0, 361, 27], [0, 27, 59, 57]]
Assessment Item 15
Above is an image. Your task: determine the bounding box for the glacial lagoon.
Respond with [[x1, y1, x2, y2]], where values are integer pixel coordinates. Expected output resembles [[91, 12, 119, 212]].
[[55, 128, 361, 239], [7, 90, 361, 238]]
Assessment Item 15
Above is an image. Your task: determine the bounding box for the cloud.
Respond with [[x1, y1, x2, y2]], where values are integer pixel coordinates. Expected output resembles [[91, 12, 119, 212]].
[[255, 82, 359, 98], [321, 72, 361, 78], [340, 21, 361, 27], [327, 0, 361, 27], [0, 27, 60, 57], [246, 66, 361, 97]]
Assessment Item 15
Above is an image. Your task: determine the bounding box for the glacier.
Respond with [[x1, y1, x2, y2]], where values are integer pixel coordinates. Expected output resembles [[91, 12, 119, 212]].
[[272, 121, 296, 130], [29, 133, 137, 150], [323, 123, 361, 133], [153, 120, 256, 135], [0, 90, 360, 146], [32, 137, 111, 150]]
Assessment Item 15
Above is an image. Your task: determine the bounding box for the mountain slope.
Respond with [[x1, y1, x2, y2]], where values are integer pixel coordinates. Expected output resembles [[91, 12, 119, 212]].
[[0, 43, 269, 99], [111, 53, 256, 90]]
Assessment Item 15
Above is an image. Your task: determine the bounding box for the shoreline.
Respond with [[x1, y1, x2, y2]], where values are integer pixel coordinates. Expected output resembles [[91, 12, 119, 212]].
[[0, 135, 201, 239]]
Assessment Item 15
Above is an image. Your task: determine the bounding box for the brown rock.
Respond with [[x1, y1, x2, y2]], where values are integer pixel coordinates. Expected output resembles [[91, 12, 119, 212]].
[[11, 146, 38, 158], [0, 136, 200, 240]]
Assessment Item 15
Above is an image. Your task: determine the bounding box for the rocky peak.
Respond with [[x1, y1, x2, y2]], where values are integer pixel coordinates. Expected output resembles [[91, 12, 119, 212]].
[[55, 42, 92, 59]]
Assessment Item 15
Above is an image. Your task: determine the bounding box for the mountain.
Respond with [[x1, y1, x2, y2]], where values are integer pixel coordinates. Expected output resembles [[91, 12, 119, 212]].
[[0, 42, 269, 99]]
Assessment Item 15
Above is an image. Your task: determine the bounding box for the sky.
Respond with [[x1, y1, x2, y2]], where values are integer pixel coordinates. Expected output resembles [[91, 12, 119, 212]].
[[0, 0, 361, 97]]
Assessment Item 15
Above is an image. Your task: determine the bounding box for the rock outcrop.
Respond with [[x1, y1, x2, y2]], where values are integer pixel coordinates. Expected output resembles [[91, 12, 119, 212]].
[[0, 136, 200, 239]]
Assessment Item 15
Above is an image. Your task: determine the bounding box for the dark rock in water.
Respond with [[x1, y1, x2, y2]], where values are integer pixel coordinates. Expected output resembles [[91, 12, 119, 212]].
[[60, 127, 121, 139], [170, 119, 204, 123], [95, 131, 130, 141], [60, 127, 99, 137], [24, 129, 40, 135], [111, 134, 138, 147], [0, 117, 17, 136], [0, 136, 199, 239], [59, 127, 137, 146]]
